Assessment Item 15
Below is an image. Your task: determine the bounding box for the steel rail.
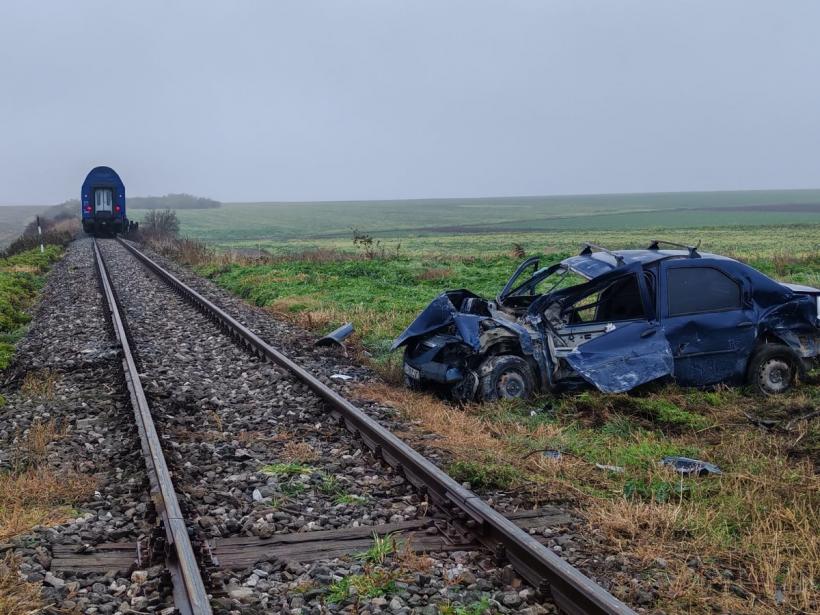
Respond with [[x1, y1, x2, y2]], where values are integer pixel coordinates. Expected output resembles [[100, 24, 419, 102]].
[[116, 237, 635, 615], [94, 239, 213, 615]]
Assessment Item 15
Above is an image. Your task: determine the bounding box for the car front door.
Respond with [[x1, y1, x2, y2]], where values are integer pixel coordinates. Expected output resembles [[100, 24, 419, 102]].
[[659, 260, 757, 386], [553, 267, 675, 393]]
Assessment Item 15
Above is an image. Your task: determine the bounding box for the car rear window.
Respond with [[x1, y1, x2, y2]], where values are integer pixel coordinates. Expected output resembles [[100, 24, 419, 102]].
[[667, 267, 740, 315]]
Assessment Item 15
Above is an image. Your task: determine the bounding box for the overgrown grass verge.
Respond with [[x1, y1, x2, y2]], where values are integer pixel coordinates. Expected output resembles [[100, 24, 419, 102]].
[[0, 246, 63, 369]]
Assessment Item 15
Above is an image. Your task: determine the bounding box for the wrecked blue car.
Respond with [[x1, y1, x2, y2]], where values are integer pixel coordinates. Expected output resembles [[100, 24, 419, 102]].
[[393, 241, 820, 400]]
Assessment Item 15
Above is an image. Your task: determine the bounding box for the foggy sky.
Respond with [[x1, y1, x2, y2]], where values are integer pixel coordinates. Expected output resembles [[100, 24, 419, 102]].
[[1, 1, 819, 204]]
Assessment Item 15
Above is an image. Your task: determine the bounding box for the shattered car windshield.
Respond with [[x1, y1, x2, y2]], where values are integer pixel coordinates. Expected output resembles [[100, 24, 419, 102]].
[[507, 264, 587, 298]]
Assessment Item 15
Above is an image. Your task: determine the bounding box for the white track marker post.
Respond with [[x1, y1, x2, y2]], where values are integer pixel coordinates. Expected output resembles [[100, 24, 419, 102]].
[[37, 216, 44, 253]]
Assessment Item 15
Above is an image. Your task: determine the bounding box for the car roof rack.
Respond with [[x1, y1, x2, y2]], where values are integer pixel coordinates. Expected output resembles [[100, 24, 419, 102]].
[[579, 242, 625, 265], [647, 239, 701, 258]]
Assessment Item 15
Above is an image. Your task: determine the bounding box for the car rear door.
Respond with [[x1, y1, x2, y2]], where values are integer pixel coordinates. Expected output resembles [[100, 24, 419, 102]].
[[659, 260, 757, 386]]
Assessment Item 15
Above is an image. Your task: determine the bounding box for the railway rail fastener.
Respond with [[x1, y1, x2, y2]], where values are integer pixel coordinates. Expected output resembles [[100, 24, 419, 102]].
[[114, 237, 636, 615], [94, 239, 213, 615]]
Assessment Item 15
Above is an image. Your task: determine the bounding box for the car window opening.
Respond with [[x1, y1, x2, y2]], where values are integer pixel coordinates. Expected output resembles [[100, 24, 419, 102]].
[[565, 274, 645, 324], [668, 267, 741, 316]]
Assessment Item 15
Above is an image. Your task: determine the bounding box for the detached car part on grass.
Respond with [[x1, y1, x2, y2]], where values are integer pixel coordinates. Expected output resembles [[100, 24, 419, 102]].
[[393, 241, 820, 400]]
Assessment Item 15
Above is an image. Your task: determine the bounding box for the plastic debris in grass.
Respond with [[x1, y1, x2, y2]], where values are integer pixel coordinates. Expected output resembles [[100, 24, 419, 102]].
[[595, 463, 625, 473], [316, 322, 355, 348], [542, 450, 562, 460], [660, 456, 722, 476]]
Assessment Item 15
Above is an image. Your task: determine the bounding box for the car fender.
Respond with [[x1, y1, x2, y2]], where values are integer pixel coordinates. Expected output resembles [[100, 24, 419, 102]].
[[757, 296, 820, 359]]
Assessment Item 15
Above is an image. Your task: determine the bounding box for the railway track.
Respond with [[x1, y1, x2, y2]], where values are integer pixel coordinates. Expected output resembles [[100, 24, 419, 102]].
[[88, 236, 634, 615]]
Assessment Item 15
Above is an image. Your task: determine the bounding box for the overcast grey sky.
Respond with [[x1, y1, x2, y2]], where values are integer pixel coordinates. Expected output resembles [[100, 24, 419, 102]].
[[1, 1, 819, 204]]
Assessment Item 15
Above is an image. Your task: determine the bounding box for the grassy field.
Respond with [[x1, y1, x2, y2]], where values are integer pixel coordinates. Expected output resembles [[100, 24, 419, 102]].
[[128, 188, 820, 243], [190, 226, 820, 361], [150, 211, 820, 613]]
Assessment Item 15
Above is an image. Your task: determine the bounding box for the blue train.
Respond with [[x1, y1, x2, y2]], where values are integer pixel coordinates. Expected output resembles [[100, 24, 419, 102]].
[[81, 166, 136, 235]]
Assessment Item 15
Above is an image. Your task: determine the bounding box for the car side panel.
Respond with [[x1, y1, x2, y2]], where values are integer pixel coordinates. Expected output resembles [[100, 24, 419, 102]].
[[659, 260, 758, 386]]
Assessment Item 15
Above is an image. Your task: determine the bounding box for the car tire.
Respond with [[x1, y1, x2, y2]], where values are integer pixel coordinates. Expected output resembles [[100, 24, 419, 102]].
[[479, 355, 535, 401], [746, 343, 800, 395]]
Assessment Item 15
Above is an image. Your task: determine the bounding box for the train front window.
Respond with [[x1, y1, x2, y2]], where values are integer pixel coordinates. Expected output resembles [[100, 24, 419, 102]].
[[94, 189, 113, 212]]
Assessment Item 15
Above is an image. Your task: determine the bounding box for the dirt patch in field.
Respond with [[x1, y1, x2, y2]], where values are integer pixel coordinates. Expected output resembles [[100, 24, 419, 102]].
[[693, 202, 820, 213]]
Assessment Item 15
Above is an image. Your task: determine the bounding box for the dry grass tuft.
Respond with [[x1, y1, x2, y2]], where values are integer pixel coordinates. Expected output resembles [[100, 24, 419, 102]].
[[207, 410, 224, 433], [357, 384, 504, 462], [414, 267, 452, 282], [0, 467, 95, 542], [237, 430, 269, 445], [11, 419, 65, 469], [20, 370, 58, 400], [394, 537, 434, 573], [281, 441, 319, 462], [0, 553, 45, 613], [1, 416, 94, 544], [270, 248, 355, 264]]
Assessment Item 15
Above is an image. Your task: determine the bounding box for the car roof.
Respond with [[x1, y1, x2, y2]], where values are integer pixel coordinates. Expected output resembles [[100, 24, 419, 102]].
[[561, 249, 736, 280]]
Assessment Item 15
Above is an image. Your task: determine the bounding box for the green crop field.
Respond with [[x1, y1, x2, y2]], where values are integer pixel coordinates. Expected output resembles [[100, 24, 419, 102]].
[[130, 188, 820, 246]]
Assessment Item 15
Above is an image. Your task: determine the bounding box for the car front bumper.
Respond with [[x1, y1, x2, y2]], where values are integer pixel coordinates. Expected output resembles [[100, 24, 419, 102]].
[[403, 341, 465, 384]]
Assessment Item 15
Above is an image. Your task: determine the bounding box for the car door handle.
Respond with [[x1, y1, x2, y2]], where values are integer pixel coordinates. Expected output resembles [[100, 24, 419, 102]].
[[737, 321, 754, 328], [641, 328, 657, 338]]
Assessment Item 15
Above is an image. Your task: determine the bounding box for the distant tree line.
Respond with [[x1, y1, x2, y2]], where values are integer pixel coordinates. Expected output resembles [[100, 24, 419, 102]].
[[129, 194, 221, 209]]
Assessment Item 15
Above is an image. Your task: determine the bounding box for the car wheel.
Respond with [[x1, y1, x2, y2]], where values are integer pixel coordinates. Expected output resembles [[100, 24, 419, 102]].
[[747, 344, 800, 395], [479, 355, 535, 401]]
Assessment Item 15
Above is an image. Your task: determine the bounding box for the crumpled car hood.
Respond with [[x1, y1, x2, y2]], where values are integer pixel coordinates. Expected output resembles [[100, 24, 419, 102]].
[[391, 291, 486, 351], [780, 282, 820, 296]]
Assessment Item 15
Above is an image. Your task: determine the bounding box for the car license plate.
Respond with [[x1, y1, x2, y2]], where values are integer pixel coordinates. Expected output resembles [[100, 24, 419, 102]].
[[404, 364, 421, 380]]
